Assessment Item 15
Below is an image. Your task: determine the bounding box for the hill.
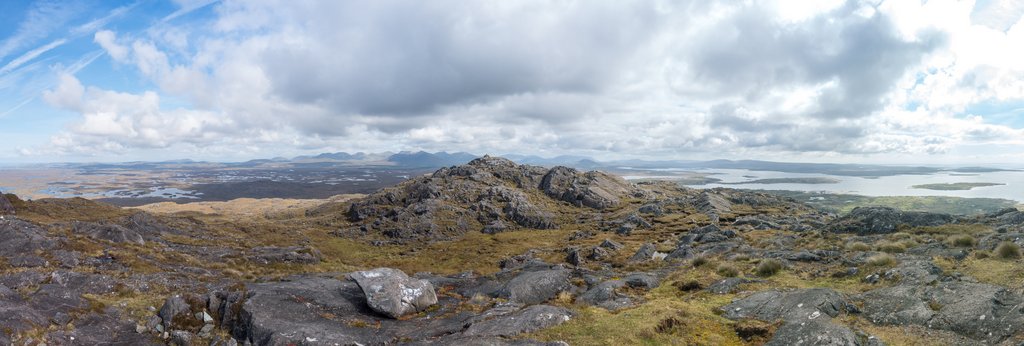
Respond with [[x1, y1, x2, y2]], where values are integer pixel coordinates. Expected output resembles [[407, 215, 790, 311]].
[[1, 157, 1024, 345]]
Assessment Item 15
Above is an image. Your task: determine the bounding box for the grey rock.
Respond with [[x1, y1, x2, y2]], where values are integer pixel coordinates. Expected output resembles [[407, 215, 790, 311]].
[[170, 330, 194, 346], [858, 281, 1024, 343], [248, 246, 322, 265], [599, 239, 624, 251], [350, 267, 438, 319], [828, 206, 954, 235], [629, 243, 657, 262], [622, 273, 659, 290], [565, 248, 583, 266], [707, 278, 761, 294], [577, 280, 632, 310], [159, 295, 194, 328], [765, 319, 861, 346], [722, 288, 849, 322], [540, 166, 635, 210], [72, 221, 145, 245], [0, 194, 14, 215], [588, 246, 611, 261], [498, 269, 571, 305], [463, 305, 572, 337]]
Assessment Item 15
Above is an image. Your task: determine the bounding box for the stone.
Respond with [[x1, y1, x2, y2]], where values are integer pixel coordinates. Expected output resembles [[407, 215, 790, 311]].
[[599, 239, 624, 251], [72, 222, 145, 245], [629, 243, 656, 262], [248, 246, 322, 265], [0, 194, 14, 215], [498, 269, 571, 305], [463, 305, 572, 337], [350, 267, 438, 319], [827, 206, 954, 235], [158, 295, 194, 329]]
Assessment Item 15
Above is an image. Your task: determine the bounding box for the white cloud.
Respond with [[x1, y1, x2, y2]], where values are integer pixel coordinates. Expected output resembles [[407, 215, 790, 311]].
[[33, 0, 1024, 162]]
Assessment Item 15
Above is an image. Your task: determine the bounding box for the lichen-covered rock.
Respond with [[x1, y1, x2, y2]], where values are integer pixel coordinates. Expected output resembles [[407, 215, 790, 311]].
[[248, 246, 322, 265], [351, 268, 438, 319]]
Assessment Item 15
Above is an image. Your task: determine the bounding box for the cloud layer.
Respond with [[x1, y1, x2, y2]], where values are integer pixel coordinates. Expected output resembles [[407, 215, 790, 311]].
[[33, 0, 1024, 162]]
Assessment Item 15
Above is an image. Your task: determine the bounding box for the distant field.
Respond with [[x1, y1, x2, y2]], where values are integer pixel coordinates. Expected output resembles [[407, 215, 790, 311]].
[[911, 182, 1005, 191], [764, 190, 1019, 215]]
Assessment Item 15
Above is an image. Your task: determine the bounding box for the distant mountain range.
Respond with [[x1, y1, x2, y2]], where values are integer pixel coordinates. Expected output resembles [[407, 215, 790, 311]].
[[41, 151, 1018, 178]]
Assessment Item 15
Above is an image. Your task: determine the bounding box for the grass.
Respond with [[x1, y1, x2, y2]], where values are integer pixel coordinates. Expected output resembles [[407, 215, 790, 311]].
[[846, 241, 871, 251], [934, 256, 1024, 287], [995, 242, 1022, 260], [876, 242, 906, 253], [755, 259, 783, 277], [530, 278, 745, 345], [716, 264, 739, 278], [946, 234, 976, 248], [866, 254, 897, 267]]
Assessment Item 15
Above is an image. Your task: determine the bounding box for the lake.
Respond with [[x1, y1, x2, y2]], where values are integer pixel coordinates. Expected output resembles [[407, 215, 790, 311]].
[[624, 168, 1024, 202]]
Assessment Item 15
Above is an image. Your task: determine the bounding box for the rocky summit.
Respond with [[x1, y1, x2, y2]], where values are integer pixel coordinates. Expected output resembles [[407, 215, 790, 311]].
[[1, 158, 1024, 345]]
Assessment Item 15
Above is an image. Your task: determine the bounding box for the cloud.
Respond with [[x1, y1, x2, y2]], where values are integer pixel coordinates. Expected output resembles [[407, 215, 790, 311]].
[[0, 39, 67, 75], [31, 0, 1024, 162], [0, 0, 79, 61]]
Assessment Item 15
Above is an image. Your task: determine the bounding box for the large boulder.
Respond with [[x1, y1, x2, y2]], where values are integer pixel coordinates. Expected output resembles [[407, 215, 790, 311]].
[[498, 268, 572, 305], [463, 305, 572, 337], [0, 218, 57, 256], [350, 268, 438, 319], [540, 166, 635, 209]]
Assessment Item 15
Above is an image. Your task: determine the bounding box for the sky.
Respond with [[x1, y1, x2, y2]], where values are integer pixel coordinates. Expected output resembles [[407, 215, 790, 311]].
[[1, 0, 1023, 164]]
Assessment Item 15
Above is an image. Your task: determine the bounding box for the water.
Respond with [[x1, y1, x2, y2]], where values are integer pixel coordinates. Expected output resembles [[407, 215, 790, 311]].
[[628, 168, 1024, 202]]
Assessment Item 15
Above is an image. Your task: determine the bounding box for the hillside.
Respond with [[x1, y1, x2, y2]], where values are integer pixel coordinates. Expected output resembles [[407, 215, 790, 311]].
[[1, 157, 1024, 345]]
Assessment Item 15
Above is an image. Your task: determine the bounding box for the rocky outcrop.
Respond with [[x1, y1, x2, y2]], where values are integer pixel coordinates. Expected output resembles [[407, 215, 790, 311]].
[[350, 268, 438, 319], [858, 281, 1024, 343], [722, 288, 874, 346], [331, 156, 642, 242], [72, 221, 145, 245], [0, 194, 15, 215], [248, 246, 322, 265], [827, 206, 954, 234], [498, 268, 572, 305], [540, 166, 638, 209]]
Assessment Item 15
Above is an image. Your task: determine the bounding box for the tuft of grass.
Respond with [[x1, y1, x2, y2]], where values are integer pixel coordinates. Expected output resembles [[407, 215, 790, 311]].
[[755, 259, 783, 277], [995, 242, 1021, 260], [877, 242, 906, 253], [866, 253, 897, 267], [691, 256, 709, 268], [846, 241, 871, 251], [975, 251, 990, 259], [716, 264, 739, 278], [946, 234, 976, 248]]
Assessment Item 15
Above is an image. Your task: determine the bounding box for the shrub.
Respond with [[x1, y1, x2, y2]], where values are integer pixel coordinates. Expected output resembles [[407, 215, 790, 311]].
[[975, 250, 991, 259], [755, 259, 783, 277], [691, 256, 709, 267], [846, 241, 871, 251], [717, 264, 739, 278], [674, 280, 702, 292], [877, 242, 906, 253], [947, 234, 976, 248], [996, 242, 1021, 260], [866, 253, 896, 267]]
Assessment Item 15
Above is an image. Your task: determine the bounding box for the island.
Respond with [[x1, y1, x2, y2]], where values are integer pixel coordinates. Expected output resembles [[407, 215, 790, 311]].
[[912, 182, 1005, 191], [723, 177, 840, 185]]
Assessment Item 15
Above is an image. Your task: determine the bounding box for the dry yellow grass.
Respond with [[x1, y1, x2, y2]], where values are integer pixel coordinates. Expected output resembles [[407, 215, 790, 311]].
[[132, 194, 363, 219]]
